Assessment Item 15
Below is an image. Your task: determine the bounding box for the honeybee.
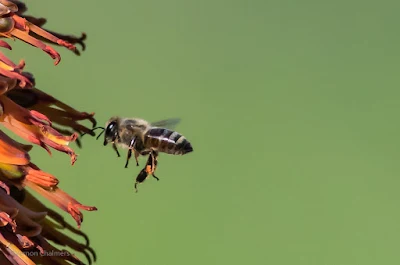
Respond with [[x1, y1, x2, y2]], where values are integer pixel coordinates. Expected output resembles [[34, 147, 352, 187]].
[[86, 117, 193, 191]]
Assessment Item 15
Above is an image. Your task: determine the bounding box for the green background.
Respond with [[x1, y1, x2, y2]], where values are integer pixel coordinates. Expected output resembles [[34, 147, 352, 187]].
[[4, 0, 400, 264]]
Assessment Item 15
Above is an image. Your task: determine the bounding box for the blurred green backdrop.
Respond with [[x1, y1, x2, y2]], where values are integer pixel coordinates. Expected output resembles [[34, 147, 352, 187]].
[[4, 0, 400, 264]]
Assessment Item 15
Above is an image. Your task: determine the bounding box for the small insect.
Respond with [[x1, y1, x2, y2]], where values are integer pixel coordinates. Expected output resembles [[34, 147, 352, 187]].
[[85, 117, 193, 191]]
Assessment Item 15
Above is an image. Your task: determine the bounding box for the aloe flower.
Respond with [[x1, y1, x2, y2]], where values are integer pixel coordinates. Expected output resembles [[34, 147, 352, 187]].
[[0, 1, 97, 264]]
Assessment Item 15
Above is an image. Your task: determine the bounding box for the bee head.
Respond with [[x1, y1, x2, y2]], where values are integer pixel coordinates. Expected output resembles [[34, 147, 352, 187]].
[[81, 117, 119, 145], [103, 120, 118, 146]]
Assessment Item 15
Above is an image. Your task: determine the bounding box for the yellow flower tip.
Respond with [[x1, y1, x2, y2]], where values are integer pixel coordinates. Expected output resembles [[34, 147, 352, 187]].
[[0, 162, 24, 179], [0, 66, 31, 89], [0, 59, 25, 74], [0, 60, 14, 71], [42, 130, 78, 147], [0, 46, 31, 89]]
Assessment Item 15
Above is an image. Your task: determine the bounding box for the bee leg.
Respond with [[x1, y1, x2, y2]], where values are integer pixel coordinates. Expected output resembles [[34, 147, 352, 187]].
[[134, 150, 140, 167], [125, 149, 132, 168], [112, 143, 120, 157], [150, 151, 159, 180], [135, 167, 148, 193], [146, 153, 159, 181], [128, 137, 140, 167]]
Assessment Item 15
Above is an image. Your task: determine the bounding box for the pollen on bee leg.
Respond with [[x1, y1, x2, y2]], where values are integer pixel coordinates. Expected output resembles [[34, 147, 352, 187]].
[[145, 165, 153, 174]]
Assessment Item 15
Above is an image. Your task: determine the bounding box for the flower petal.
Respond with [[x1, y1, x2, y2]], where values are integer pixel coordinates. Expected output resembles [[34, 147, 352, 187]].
[[0, 188, 46, 237], [9, 15, 77, 65], [24, 163, 59, 188], [0, 130, 30, 166], [7, 87, 97, 130], [0, 96, 78, 165], [0, 67, 30, 88], [0, 212, 16, 231], [24, 183, 97, 228], [0, 180, 10, 195]]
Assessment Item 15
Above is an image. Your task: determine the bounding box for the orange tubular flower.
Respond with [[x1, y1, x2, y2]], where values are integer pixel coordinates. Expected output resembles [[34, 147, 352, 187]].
[[0, 1, 97, 264], [0, 130, 96, 227], [0, 0, 76, 65], [0, 95, 79, 165], [0, 41, 31, 88], [7, 85, 97, 147], [11, 0, 87, 57]]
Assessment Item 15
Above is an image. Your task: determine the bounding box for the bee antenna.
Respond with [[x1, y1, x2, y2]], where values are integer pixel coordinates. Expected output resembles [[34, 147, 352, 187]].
[[95, 128, 106, 140], [81, 127, 105, 139]]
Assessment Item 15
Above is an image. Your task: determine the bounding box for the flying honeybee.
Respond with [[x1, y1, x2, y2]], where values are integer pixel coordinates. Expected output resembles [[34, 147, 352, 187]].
[[86, 117, 193, 191]]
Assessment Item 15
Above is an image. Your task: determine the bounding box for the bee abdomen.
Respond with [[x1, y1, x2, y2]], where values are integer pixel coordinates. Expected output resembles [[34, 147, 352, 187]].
[[145, 128, 193, 155]]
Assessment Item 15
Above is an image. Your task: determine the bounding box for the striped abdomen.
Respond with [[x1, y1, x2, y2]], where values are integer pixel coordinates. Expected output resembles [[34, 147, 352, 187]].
[[144, 128, 193, 155]]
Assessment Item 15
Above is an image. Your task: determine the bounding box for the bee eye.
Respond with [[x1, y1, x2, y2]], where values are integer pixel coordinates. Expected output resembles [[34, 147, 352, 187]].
[[105, 121, 118, 138]]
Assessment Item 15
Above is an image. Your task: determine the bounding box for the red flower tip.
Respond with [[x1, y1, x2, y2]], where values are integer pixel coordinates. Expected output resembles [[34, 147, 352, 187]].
[[25, 164, 59, 188], [16, 235, 44, 255], [0, 211, 16, 232], [68, 203, 98, 229], [0, 180, 10, 195], [0, 40, 12, 50], [25, 183, 97, 228]]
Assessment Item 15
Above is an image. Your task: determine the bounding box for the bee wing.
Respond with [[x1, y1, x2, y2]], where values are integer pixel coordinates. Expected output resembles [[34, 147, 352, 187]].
[[151, 118, 181, 130]]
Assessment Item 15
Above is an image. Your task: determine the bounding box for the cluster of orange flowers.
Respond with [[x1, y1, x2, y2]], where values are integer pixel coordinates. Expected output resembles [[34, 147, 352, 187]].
[[0, 0, 97, 264]]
